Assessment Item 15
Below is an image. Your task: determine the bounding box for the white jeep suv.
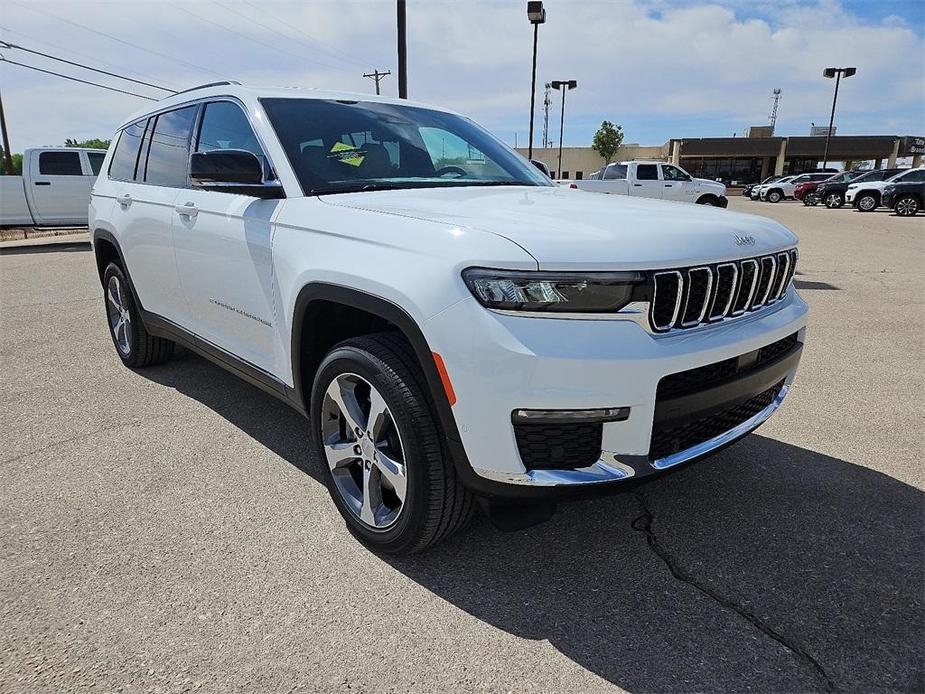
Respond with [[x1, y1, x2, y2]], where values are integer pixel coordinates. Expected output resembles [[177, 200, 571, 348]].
[[90, 83, 807, 553]]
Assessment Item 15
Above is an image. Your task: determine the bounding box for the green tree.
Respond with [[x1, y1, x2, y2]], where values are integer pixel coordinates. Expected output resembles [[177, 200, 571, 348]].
[[64, 137, 111, 149], [0, 148, 23, 176], [591, 121, 624, 165]]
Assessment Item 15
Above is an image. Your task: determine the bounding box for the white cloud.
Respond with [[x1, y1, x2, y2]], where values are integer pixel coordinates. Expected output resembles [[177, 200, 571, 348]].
[[0, 0, 921, 150]]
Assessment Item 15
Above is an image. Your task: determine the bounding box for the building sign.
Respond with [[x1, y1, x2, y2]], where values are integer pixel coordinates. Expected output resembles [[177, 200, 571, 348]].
[[904, 137, 925, 155]]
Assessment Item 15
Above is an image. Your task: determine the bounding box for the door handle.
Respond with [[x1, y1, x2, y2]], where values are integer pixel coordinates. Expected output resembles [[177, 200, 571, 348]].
[[35, 181, 51, 186], [633, 183, 642, 187], [118, 194, 132, 207], [175, 202, 199, 218], [665, 184, 673, 187]]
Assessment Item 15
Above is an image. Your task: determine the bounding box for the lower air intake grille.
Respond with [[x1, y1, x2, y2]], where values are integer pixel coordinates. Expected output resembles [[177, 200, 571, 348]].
[[649, 380, 784, 461], [513, 421, 603, 470]]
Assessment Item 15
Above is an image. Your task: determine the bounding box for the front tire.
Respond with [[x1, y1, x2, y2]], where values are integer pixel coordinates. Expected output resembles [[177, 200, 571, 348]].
[[102, 262, 174, 367], [824, 192, 844, 209], [310, 333, 474, 554], [696, 195, 718, 206], [802, 193, 819, 206], [856, 193, 878, 212], [894, 194, 920, 216], [767, 189, 783, 203]]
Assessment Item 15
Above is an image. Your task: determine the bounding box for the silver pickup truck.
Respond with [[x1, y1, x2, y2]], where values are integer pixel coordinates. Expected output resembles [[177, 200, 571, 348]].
[[1, 147, 105, 226]]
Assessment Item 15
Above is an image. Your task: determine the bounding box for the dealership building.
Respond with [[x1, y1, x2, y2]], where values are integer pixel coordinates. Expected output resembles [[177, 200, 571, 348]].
[[518, 133, 924, 184]]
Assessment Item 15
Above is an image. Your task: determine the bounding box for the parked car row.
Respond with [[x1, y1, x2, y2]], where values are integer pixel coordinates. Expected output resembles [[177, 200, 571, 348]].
[[745, 167, 925, 215]]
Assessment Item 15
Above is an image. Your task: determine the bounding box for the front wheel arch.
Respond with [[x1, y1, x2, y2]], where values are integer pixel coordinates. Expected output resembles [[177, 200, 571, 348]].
[[695, 194, 719, 206]]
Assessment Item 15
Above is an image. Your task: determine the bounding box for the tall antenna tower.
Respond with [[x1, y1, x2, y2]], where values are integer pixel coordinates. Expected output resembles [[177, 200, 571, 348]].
[[542, 83, 552, 148], [769, 88, 782, 134]]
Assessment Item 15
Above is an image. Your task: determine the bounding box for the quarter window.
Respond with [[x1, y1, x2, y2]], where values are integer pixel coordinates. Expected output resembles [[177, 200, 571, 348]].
[[87, 152, 105, 176], [109, 120, 147, 181], [636, 164, 658, 180], [143, 105, 198, 188], [39, 151, 82, 176]]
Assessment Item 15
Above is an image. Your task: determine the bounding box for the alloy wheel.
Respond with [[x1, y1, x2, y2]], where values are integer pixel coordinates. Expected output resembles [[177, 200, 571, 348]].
[[859, 196, 877, 211], [896, 198, 918, 216], [106, 275, 133, 356], [321, 373, 407, 529], [825, 193, 841, 208]]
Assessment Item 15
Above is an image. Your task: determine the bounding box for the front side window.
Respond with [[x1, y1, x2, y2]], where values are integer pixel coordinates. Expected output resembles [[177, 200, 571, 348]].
[[109, 120, 148, 181], [143, 105, 198, 188], [87, 152, 105, 176], [636, 164, 658, 181], [661, 165, 690, 181], [897, 169, 925, 183], [39, 151, 82, 176], [260, 98, 551, 195], [196, 101, 268, 175]]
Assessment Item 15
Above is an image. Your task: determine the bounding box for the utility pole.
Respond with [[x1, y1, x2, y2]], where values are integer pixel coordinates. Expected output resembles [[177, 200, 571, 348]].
[[397, 0, 407, 98], [542, 82, 551, 148], [769, 88, 782, 134], [363, 69, 391, 95], [0, 85, 12, 175]]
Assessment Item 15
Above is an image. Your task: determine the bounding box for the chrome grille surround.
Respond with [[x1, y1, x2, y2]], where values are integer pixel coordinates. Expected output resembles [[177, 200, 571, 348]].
[[648, 249, 798, 333]]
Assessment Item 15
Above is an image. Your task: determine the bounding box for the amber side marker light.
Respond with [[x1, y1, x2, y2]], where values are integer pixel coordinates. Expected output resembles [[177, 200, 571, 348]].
[[432, 352, 457, 406]]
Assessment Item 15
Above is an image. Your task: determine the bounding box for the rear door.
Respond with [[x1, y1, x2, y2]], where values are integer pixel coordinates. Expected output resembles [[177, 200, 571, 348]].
[[172, 99, 280, 373], [630, 163, 664, 199], [112, 107, 198, 323], [29, 150, 91, 225]]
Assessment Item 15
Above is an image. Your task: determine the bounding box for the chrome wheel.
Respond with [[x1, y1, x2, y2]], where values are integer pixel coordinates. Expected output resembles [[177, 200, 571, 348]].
[[896, 197, 918, 216], [322, 373, 407, 529], [825, 193, 842, 208], [106, 275, 132, 356]]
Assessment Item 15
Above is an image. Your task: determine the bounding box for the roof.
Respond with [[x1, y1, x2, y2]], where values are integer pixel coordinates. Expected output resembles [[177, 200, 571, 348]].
[[118, 83, 458, 129]]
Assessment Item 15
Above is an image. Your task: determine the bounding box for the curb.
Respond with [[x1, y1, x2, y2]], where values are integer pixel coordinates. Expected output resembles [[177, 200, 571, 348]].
[[0, 227, 88, 242]]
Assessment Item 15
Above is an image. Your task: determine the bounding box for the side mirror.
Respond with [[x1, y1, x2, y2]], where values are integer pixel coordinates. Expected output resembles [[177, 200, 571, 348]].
[[189, 149, 284, 199], [530, 159, 551, 177]]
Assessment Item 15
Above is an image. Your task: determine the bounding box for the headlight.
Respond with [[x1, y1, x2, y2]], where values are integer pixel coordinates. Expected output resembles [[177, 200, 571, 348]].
[[462, 268, 645, 313]]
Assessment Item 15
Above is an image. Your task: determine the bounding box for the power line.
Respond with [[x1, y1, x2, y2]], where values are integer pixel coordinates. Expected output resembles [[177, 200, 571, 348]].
[[0, 56, 158, 100], [239, 0, 370, 70], [363, 69, 391, 95], [0, 41, 177, 93], [213, 0, 362, 72], [11, 2, 226, 79]]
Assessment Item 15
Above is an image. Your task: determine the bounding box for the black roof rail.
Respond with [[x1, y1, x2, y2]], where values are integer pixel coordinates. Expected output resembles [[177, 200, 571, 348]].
[[175, 80, 241, 95]]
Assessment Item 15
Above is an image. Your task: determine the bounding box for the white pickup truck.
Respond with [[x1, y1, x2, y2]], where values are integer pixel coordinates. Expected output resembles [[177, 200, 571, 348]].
[[566, 161, 728, 207], [1, 147, 105, 226]]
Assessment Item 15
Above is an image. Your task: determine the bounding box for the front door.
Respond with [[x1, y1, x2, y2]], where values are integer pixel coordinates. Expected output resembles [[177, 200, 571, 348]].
[[660, 164, 696, 202], [172, 100, 281, 375], [29, 150, 91, 225]]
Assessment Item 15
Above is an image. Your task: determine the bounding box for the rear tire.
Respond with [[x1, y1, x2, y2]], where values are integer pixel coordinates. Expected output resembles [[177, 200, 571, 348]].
[[102, 262, 174, 368], [824, 192, 844, 209], [894, 195, 920, 216], [310, 333, 474, 554], [856, 193, 878, 212]]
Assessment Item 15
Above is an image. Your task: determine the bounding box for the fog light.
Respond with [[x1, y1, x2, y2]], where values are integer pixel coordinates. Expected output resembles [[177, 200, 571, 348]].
[[511, 407, 630, 423]]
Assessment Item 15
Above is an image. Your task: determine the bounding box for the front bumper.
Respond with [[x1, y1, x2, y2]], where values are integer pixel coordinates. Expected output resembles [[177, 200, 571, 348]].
[[425, 289, 808, 495], [845, 189, 858, 203]]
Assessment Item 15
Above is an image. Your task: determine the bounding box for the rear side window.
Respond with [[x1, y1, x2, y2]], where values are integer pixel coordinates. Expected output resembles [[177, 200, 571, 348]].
[[604, 164, 627, 180], [109, 120, 147, 181], [39, 151, 82, 176], [636, 164, 658, 180], [87, 152, 105, 176], [144, 105, 198, 188]]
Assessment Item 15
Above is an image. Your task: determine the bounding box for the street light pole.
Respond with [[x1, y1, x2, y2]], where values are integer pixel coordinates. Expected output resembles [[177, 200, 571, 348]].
[[551, 79, 577, 178], [526, 2, 546, 160], [821, 67, 856, 170], [397, 0, 408, 98]]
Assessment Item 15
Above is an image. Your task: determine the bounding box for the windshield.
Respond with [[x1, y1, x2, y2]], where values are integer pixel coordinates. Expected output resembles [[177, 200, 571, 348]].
[[260, 98, 552, 195], [762, 176, 780, 184]]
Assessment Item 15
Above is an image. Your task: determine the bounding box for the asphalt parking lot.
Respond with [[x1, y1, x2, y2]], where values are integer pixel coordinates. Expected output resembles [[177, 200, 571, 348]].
[[1, 197, 922, 693]]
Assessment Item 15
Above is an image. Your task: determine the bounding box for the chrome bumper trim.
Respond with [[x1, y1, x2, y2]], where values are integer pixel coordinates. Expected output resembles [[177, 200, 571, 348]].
[[471, 385, 790, 486], [650, 383, 789, 470]]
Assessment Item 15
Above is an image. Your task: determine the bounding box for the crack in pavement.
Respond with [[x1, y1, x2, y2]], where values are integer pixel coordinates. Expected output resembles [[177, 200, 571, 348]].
[[631, 491, 836, 692]]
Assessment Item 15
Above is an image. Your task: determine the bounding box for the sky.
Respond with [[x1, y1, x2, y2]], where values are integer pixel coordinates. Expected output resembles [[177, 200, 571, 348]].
[[1, 0, 923, 152]]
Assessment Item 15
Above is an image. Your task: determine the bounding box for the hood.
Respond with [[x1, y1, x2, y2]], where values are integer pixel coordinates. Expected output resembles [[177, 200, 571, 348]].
[[319, 186, 797, 270], [848, 180, 888, 190], [695, 177, 725, 190]]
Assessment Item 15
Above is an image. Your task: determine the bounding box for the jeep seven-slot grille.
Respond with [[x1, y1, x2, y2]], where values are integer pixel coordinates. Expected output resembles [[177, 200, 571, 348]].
[[650, 250, 797, 332]]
